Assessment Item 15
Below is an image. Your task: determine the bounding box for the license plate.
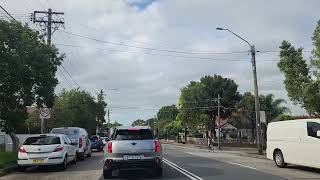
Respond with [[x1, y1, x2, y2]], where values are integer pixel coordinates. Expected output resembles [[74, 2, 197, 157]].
[[32, 159, 44, 164], [126, 155, 141, 160]]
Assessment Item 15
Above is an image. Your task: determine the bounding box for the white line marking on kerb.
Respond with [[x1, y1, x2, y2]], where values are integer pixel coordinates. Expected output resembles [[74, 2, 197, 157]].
[[226, 161, 257, 170], [163, 158, 204, 180]]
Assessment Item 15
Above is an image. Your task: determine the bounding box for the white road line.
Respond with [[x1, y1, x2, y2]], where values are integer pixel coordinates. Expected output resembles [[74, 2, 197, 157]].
[[226, 161, 257, 170], [163, 158, 204, 180]]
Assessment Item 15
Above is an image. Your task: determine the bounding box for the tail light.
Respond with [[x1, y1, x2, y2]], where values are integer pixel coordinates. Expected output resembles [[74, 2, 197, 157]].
[[53, 145, 64, 152], [155, 140, 160, 153], [18, 146, 26, 153], [79, 138, 83, 148], [107, 142, 112, 153]]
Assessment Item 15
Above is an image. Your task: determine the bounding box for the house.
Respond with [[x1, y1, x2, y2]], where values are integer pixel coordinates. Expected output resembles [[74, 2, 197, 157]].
[[215, 118, 237, 141]]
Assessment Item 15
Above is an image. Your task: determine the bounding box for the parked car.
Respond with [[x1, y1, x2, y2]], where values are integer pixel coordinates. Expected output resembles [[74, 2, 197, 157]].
[[103, 126, 162, 179], [51, 127, 92, 160], [17, 134, 77, 171], [267, 119, 320, 168], [90, 135, 104, 151]]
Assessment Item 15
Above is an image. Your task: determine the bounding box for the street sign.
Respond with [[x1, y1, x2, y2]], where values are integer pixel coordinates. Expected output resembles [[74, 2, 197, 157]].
[[40, 108, 51, 119], [260, 111, 266, 123]]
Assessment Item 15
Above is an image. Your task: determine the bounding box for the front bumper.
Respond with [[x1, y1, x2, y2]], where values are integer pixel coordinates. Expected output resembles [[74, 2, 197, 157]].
[[104, 157, 162, 170]]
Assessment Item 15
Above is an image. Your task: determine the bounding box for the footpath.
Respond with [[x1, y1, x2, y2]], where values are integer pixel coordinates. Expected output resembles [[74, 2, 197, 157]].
[[164, 142, 267, 160]]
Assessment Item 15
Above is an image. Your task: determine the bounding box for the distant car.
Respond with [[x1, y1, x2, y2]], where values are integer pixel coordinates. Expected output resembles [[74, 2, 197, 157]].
[[51, 127, 92, 160], [103, 126, 163, 179], [17, 134, 77, 171], [90, 135, 104, 151]]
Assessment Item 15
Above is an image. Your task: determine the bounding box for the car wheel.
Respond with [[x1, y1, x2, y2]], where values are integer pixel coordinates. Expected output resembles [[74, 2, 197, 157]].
[[103, 169, 112, 179], [154, 167, 163, 177], [87, 150, 92, 157], [72, 153, 77, 165], [274, 150, 287, 168], [18, 166, 26, 172], [59, 156, 68, 170], [80, 152, 86, 160]]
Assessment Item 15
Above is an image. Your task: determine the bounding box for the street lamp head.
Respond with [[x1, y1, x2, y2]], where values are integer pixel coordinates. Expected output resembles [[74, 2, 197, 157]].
[[216, 27, 225, 30]]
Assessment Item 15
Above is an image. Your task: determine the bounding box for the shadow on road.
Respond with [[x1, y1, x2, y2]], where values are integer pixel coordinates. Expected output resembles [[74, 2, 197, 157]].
[[111, 170, 162, 180], [287, 165, 320, 174]]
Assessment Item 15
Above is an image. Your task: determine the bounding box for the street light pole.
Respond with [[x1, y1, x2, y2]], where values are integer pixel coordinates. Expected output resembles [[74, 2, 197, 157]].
[[216, 27, 263, 154]]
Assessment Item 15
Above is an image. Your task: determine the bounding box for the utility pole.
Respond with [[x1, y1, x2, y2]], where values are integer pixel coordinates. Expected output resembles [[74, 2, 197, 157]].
[[217, 94, 221, 150], [32, 9, 64, 133], [251, 45, 263, 154], [107, 109, 110, 124], [216, 27, 263, 155], [32, 8, 64, 45]]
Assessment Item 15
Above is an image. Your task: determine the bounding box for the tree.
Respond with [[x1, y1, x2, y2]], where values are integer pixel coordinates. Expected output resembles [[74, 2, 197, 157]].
[[96, 90, 107, 126], [234, 92, 288, 141], [178, 75, 240, 139], [0, 20, 63, 149], [131, 119, 147, 126], [278, 20, 320, 116], [156, 105, 179, 138], [52, 89, 97, 135]]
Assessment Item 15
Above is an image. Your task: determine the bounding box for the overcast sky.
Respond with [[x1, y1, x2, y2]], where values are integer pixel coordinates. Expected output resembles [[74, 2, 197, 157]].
[[2, 0, 320, 125]]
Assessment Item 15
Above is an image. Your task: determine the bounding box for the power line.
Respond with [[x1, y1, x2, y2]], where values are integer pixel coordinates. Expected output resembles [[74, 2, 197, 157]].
[[60, 64, 80, 88], [58, 29, 251, 55], [56, 43, 279, 62], [0, 5, 17, 22]]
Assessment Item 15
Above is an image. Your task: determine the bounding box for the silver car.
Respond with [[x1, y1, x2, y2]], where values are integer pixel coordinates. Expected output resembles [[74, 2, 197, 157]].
[[103, 126, 163, 179]]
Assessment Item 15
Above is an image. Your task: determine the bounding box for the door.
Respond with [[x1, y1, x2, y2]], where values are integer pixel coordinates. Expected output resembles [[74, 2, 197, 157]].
[[301, 121, 320, 168], [62, 136, 73, 162]]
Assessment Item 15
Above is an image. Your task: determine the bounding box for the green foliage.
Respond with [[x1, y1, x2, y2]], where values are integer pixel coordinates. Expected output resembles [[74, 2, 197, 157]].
[[278, 20, 320, 115], [178, 75, 240, 136], [0, 20, 63, 134], [52, 89, 97, 135], [274, 114, 293, 121], [131, 119, 147, 126], [25, 109, 41, 133], [103, 121, 122, 129], [0, 152, 17, 169]]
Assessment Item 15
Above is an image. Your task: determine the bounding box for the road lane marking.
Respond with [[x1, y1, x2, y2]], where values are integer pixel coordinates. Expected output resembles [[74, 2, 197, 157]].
[[226, 161, 257, 170], [163, 158, 204, 180]]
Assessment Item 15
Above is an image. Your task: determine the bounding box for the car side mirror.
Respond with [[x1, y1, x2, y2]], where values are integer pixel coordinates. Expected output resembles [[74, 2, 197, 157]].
[[317, 131, 320, 137]]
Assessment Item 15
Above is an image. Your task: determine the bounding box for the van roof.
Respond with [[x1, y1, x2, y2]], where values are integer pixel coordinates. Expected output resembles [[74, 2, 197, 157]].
[[117, 126, 150, 130], [270, 118, 320, 124]]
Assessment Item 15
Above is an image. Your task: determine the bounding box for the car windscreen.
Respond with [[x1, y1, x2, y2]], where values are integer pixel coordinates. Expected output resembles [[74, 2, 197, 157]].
[[114, 129, 153, 140], [24, 136, 61, 145], [51, 129, 79, 139]]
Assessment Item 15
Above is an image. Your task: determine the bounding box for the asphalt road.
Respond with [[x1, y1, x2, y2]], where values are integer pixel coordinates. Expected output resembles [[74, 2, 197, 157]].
[[1, 145, 289, 180]]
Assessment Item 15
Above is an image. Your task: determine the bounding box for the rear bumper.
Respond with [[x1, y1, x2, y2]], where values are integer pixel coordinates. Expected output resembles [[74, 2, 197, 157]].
[[104, 157, 162, 170], [17, 157, 64, 166]]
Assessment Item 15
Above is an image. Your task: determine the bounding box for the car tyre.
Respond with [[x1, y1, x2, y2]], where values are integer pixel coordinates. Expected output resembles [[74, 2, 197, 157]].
[[17, 166, 26, 172], [72, 153, 77, 165], [59, 156, 68, 170], [79, 152, 86, 160], [154, 167, 163, 177], [274, 150, 287, 168], [103, 169, 112, 179], [87, 150, 92, 158]]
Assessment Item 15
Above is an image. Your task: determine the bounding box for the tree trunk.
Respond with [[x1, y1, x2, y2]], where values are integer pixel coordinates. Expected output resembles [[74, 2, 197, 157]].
[[9, 133, 19, 151], [208, 112, 216, 140]]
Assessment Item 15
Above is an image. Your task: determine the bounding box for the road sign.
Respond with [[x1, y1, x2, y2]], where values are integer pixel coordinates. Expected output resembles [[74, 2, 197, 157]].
[[260, 111, 266, 123], [40, 108, 51, 119]]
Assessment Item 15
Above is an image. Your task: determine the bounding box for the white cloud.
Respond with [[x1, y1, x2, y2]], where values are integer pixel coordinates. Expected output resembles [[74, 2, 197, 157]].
[[3, 0, 318, 124]]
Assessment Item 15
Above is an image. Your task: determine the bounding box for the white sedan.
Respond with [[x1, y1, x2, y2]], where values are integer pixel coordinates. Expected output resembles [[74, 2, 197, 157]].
[[17, 134, 77, 171]]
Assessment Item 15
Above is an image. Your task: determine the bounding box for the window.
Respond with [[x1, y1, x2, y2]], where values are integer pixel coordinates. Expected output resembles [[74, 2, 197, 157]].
[[62, 136, 69, 144], [307, 122, 320, 138], [51, 128, 79, 139], [24, 136, 61, 145], [114, 129, 153, 140]]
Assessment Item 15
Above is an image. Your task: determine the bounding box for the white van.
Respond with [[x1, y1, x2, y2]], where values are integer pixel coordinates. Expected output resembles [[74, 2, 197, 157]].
[[267, 119, 320, 168], [51, 127, 92, 160]]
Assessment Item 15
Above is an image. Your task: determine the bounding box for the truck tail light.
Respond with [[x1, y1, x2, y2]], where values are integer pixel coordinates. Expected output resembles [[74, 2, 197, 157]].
[[155, 140, 160, 153], [53, 145, 64, 152], [79, 138, 83, 148], [18, 146, 26, 153], [107, 142, 112, 153]]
